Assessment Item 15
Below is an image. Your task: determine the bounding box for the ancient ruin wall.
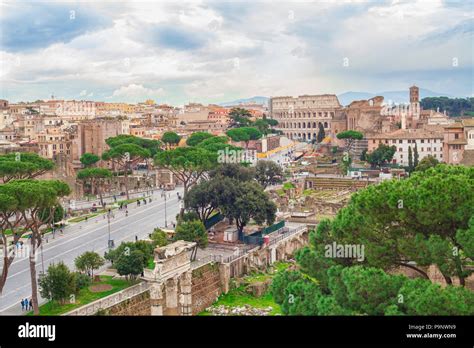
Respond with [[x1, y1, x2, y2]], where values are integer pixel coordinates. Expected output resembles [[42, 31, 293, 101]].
[[191, 263, 222, 315]]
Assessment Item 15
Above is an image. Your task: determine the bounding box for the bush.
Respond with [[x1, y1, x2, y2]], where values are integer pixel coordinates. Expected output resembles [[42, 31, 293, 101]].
[[150, 228, 168, 247], [75, 272, 92, 290]]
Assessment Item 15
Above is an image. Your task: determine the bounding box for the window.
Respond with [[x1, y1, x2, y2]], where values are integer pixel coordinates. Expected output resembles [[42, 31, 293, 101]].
[[399, 148, 402, 152], [421, 139, 424, 143], [455, 133, 459, 139], [399, 140, 402, 144]]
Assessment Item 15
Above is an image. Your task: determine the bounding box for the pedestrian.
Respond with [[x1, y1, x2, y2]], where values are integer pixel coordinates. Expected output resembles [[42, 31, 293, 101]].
[[135, 235, 138, 242], [20, 299, 25, 311], [29, 298, 33, 311], [125, 210, 128, 217], [125, 204, 128, 209]]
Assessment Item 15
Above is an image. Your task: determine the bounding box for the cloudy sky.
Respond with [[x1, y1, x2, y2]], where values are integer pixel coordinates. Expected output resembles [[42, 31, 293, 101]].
[[0, 0, 472, 105]]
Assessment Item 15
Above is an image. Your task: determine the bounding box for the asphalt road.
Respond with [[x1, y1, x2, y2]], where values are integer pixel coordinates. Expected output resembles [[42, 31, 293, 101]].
[[0, 188, 183, 315]]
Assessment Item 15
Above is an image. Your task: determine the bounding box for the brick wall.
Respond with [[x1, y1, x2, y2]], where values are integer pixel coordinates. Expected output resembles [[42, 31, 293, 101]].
[[102, 291, 151, 316], [191, 263, 222, 315]]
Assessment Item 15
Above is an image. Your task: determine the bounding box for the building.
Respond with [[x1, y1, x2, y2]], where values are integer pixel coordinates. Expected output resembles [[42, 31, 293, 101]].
[[37, 127, 72, 159], [367, 128, 444, 166], [443, 123, 467, 165], [73, 119, 123, 160], [270, 94, 342, 141]]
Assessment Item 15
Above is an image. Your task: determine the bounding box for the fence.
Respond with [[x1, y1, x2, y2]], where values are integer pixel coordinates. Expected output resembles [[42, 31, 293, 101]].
[[268, 225, 307, 246], [204, 213, 224, 230], [190, 254, 222, 269]]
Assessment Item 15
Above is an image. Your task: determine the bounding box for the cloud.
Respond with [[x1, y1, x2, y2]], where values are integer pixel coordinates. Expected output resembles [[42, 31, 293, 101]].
[[0, 0, 472, 103], [0, 2, 113, 52], [109, 84, 165, 102]]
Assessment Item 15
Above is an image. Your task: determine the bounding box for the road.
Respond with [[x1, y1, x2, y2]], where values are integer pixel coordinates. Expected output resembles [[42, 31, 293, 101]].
[[0, 188, 183, 315]]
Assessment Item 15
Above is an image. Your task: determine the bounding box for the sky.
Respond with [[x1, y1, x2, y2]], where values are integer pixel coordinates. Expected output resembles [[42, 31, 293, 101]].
[[0, 0, 473, 105]]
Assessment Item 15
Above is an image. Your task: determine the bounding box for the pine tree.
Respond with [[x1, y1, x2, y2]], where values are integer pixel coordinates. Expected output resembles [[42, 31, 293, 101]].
[[414, 143, 419, 168], [317, 123, 326, 143], [408, 146, 413, 172]]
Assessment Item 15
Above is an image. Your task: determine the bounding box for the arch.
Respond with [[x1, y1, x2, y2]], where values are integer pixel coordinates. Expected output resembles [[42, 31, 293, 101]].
[[307, 122, 311, 128], [313, 122, 317, 128], [324, 122, 328, 128]]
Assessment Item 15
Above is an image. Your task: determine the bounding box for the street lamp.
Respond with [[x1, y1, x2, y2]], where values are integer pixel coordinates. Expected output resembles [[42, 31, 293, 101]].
[[107, 209, 114, 249], [161, 190, 168, 227]]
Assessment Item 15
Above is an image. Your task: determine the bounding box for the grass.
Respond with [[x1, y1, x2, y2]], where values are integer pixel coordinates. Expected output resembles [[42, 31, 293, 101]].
[[282, 182, 295, 190], [199, 261, 292, 316], [147, 258, 155, 270], [199, 286, 282, 316], [28, 275, 135, 316], [68, 212, 101, 223]]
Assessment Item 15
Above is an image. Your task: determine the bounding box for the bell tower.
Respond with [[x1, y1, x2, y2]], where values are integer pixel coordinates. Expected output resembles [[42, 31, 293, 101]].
[[409, 85, 419, 103]]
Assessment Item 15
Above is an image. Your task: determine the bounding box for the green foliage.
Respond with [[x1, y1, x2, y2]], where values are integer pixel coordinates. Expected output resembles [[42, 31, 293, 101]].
[[209, 163, 255, 181], [420, 97, 474, 117], [336, 130, 363, 141], [39, 262, 77, 304], [74, 251, 105, 277], [365, 144, 396, 167], [227, 181, 277, 238], [415, 155, 439, 172], [413, 143, 419, 168], [105, 135, 161, 156], [75, 272, 92, 290], [77, 168, 112, 181], [161, 131, 181, 145], [80, 153, 100, 167], [115, 250, 145, 280], [229, 107, 252, 127], [173, 220, 208, 248], [150, 228, 168, 247], [186, 132, 214, 146], [0, 152, 54, 183], [317, 123, 326, 143], [255, 160, 283, 188], [105, 240, 153, 266], [226, 127, 262, 145]]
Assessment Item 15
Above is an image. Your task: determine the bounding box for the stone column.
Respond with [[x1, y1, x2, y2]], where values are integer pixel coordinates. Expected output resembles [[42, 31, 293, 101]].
[[219, 263, 231, 294], [270, 247, 277, 264], [165, 276, 179, 315], [179, 271, 193, 316], [149, 282, 164, 316]]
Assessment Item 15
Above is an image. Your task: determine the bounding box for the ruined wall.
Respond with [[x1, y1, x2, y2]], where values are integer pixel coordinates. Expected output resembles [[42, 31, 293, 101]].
[[104, 290, 151, 316], [191, 263, 222, 315]]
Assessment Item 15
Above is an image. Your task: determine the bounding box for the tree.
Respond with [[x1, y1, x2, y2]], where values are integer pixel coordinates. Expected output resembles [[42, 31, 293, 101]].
[[74, 251, 105, 278], [150, 228, 168, 247], [105, 241, 153, 266], [413, 143, 419, 168], [229, 108, 252, 127], [184, 180, 219, 223], [408, 146, 413, 172], [225, 181, 277, 240], [336, 130, 363, 153], [161, 131, 181, 147], [255, 160, 283, 188], [209, 163, 255, 182], [105, 135, 161, 157], [186, 132, 214, 147], [173, 220, 208, 249], [80, 153, 100, 168], [330, 165, 473, 285], [154, 147, 216, 215], [77, 168, 112, 206], [39, 262, 76, 305], [115, 250, 145, 281], [3, 180, 70, 314], [0, 153, 54, 183], [226, 127, 262, 148], [365, 144, 396, 168], [102, 143, 151, 200], [317, 123, 326, 143], [415, 155, 439, 172]]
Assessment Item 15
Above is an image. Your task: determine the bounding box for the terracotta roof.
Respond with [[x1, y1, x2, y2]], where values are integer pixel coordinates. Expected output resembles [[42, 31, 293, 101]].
[[461, 119, 474, 127], [447, 139, 468, 145]]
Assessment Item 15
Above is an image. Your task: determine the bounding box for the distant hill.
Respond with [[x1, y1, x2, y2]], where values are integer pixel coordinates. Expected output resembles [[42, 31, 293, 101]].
[[338, 88, 453, 106], [218, 90, 455, 108], [218, 96, 269, 107]]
